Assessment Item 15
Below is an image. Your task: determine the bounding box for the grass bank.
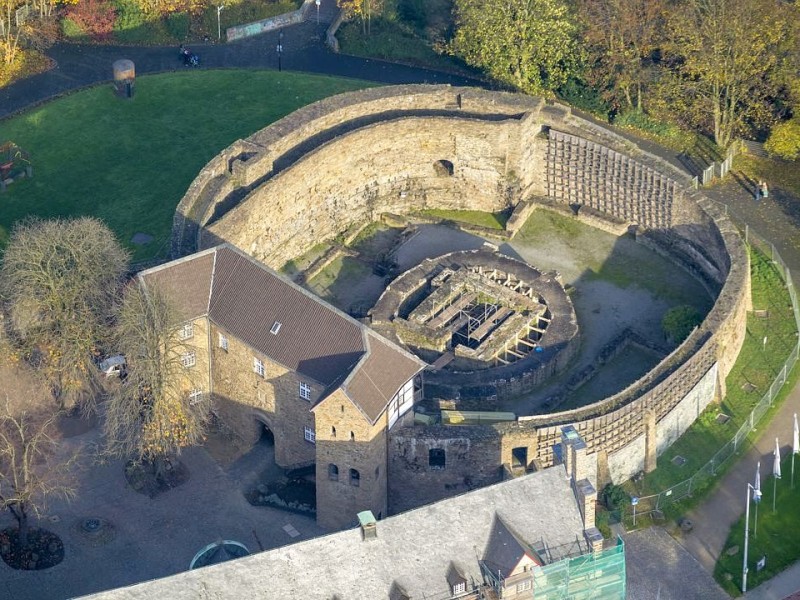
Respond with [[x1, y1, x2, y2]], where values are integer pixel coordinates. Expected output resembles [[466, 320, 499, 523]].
[[621, 248, 798, 514], [0, 70, 373, 260]]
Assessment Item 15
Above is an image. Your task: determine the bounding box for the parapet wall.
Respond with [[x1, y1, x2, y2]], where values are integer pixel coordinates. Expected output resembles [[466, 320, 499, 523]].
[[176, 85, 750, 508]]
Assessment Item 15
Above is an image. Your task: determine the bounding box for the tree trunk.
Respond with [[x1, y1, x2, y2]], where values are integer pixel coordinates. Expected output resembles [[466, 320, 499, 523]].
[[10, 503, 29, 548]]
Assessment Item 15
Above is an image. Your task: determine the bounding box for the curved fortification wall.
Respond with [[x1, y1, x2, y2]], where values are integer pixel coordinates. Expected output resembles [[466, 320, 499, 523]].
[[178, 85, 750, 512]]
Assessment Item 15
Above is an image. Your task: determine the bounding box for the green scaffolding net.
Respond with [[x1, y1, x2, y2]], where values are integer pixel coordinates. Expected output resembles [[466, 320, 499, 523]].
[[531, 537, 626, 599]]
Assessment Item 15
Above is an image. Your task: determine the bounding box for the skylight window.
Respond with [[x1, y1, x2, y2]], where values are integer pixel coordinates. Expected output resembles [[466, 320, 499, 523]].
[[270, 321, 282, 335]]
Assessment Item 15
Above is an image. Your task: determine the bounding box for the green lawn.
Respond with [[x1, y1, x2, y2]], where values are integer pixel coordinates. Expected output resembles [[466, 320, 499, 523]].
[[0, 71, 373, 260], [416, 208, 510, 230], [716, 454, 800, 595], [625, 248, 798, 503]]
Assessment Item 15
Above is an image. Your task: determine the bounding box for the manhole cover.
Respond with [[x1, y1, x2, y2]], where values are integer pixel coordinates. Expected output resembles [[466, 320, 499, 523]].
[[74, 517, 116, 545], [671, 455, 687, 467], [715, 413, 731, 425], [82, 518, 102, 533]]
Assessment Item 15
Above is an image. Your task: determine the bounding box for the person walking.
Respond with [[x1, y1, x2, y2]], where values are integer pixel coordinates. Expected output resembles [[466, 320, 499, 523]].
[[761, 180, 770, 199]]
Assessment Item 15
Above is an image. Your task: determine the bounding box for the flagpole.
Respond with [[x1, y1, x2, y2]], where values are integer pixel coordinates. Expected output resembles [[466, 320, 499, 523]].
[[773, 475, 777, 512]]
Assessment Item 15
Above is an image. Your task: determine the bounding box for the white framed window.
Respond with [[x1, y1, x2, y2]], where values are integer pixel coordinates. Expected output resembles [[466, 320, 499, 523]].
[[452, 582, 466, 595], [179, 323, 194, 340], [516, 581, 532, 593], [253, 357, 265, 377], [270, 321, 282, 335], [181, 351, 196, 368], [304, 426, 315, 444], [188, 389, 204, 406], [299, 382, 311, 401], [218, 333, 228, 351]]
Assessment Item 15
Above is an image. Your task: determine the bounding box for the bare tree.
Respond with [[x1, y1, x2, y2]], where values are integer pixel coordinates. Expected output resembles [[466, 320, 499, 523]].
[[0, 218, 129, 413], [103, 284, 208, 481], [0, 354, 76, 548]]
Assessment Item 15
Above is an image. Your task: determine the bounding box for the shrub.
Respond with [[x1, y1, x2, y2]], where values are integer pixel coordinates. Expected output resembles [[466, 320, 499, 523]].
[[662, 305, 702, 344], [165, 12, 189, 39], [765, 118, 800, 161], [557, 77, 610, 119], [601, 483, 629, 510], [65, 0, 117, 41]]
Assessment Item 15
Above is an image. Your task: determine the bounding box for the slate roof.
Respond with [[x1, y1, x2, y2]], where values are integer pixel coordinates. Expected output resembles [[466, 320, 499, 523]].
[[138, 245, 425, 422], [482, 515, 539, 579], [80, 466, 588, 600]]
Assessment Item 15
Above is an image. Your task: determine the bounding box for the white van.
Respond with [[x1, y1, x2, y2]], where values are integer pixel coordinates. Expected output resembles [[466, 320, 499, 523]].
[[99, 355, 126, 378]]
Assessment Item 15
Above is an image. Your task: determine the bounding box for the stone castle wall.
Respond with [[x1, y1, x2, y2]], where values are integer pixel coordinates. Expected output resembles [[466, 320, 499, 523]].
[[175, 85, 751, 517]]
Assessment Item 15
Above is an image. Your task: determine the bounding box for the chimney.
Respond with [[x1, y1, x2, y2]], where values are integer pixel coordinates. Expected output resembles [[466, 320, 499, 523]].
[[358, 510, 378, 541]]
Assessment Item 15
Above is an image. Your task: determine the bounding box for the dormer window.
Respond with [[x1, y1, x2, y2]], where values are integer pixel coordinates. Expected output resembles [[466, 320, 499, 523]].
[[452, 582, 466, 596], [299, 382, 311, 401], [270, 321, 282, 335]]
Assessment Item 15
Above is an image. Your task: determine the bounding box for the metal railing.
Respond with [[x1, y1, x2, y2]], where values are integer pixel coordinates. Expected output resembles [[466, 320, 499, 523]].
[[631, 226, 800, 518]]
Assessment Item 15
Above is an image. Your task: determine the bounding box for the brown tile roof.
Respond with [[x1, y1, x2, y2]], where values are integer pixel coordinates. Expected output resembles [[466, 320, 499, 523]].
[[341, 331, 423, 423], [140, 250, 215, 321], [139, 245, 425, 420]]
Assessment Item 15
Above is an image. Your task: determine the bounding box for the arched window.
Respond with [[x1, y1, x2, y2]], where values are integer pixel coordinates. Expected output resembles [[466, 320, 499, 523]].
[[429, 448, 446, 470], [328, 464, 338, 481], [331, 426, 336, 438], [350, 468, 360, 487], [350, 431, 356, 441]]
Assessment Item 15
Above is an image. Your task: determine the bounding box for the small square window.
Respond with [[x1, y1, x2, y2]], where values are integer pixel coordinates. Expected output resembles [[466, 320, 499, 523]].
[[253, 357, 265, 377], [179, 323, 194, 340], [516, 581, 531, 592], [218, 333, 228, 351], [452, 582, 466, 595], [304, 426, 315, 444], [299, 382, 311, 401], [181, 352, 196, 368], [188, 389, 204, 406]]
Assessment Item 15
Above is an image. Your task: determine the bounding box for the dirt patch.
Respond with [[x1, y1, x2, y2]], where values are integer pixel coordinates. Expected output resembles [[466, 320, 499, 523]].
[[124, 459, 189, 498], [56, 411, 98, 439], [0, 527, 64, 570]]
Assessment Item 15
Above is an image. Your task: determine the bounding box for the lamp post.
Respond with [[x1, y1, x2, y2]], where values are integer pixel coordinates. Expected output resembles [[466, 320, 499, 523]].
[[315, 0, 320, 24], [743, 481, 762, 593], [217, 5, 224, 41], [276, 30, 283, 72]]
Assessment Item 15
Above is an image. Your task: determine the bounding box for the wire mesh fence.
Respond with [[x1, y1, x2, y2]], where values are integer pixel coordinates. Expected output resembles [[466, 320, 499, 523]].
[[632, 225, 800, 518]]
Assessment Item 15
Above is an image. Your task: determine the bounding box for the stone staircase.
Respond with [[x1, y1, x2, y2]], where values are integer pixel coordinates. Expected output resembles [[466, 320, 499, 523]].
[[306, 0, 340, 24]]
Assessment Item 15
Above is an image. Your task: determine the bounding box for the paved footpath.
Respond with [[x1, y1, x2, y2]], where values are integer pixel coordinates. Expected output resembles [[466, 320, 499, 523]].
[[3, 9, 800, 598], [0, 1, 483, 121]]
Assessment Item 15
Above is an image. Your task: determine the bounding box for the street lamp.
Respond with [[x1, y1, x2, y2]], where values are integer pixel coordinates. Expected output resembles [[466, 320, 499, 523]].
[[277, 30, 283, 72], [743, 481, 762, 593], [315, 0, 320, 24], [217, 5, 224, 41]]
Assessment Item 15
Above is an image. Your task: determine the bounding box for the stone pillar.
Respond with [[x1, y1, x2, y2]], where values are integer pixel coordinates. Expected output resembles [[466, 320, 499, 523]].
[[584, 527, 604, 554], [644, 409, 657, 473], [576, 478, 597, 530]]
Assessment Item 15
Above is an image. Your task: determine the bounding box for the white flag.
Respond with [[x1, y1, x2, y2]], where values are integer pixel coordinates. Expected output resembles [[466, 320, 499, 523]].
[[793, 414, 799, 455], [774, 438, 782, 479], [754, 461, 762, 503]]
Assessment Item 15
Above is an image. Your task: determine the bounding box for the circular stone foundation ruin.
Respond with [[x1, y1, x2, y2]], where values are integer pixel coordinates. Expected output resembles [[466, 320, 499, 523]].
[[371, 248, 579, 400], [175, 84, 750, 485]]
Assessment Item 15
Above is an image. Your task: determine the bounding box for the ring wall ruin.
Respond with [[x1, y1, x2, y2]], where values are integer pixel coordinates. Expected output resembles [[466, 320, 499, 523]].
[[174, 85, 750, 513]]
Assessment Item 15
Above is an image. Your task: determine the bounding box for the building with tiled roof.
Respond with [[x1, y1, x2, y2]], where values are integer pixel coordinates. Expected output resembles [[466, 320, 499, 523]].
[[81, 452, 626, 600], [138, 244, 426, 529]]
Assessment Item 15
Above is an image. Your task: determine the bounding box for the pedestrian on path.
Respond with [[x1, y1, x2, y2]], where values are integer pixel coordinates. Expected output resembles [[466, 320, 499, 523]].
[[761, 180, 770, 199], [755, 181, 762, 202]]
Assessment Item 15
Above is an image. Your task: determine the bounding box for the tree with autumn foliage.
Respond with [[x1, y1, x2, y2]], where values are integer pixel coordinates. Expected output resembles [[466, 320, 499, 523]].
[[575, 0, 665, 112], [103, 283, 208, 483], [337, 0, 383, 35], [451, 0, 580, 96], [652, 0, 794, 148], [0, 218, 129, 414]]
